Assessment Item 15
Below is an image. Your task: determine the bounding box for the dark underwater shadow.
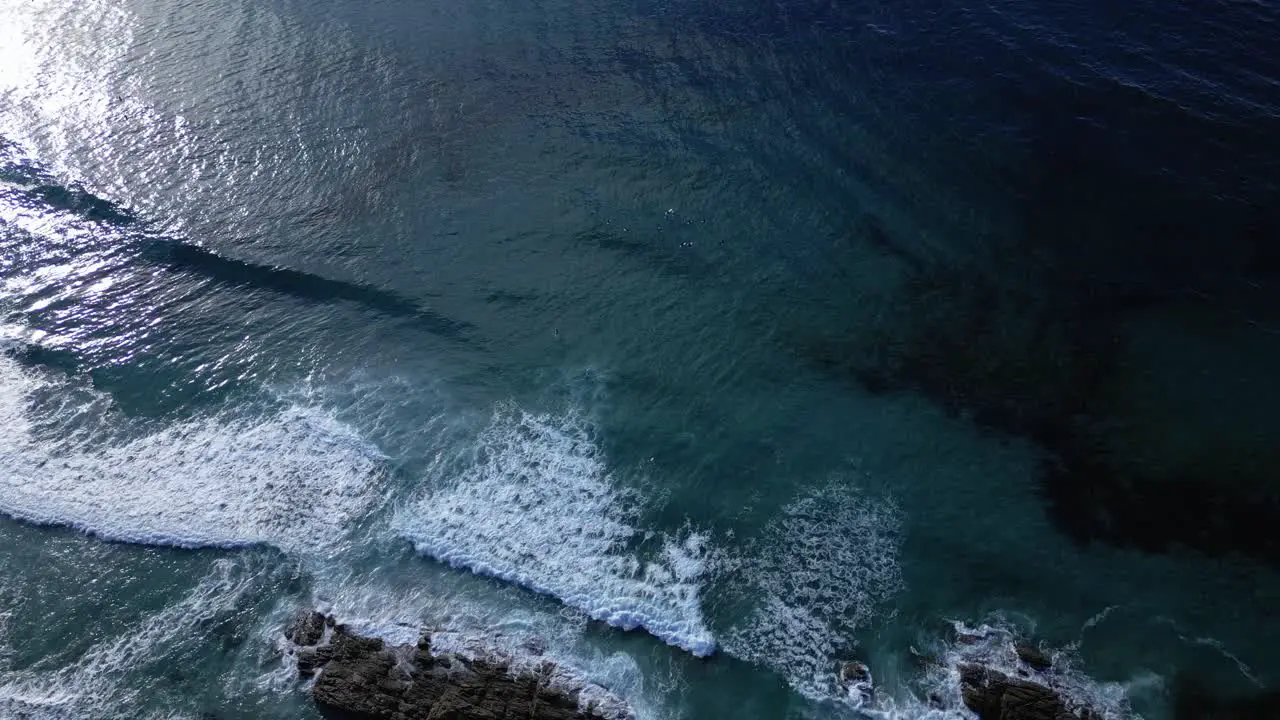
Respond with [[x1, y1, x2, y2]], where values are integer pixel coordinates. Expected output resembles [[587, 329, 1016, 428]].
[[794, 63, 1280, 569], [992, 71, 1280, 564], [137, 239, 471, 341], [1, 149, 473, 343], [1, 150, 139, 226], [1174, 674, 1280, 720]]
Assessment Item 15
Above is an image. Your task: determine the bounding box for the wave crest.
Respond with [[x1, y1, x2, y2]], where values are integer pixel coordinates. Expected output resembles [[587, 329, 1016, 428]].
[[395, 405, 717, 657], [0, 353, 387, 555]]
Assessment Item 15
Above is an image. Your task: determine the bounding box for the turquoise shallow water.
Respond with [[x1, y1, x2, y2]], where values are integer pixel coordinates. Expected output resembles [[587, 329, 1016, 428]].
[[2, 0, 1279, 718]]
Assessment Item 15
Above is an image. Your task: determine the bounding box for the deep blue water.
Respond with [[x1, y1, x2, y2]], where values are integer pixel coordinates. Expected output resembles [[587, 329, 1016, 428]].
[[1, 0, 1278, 718]]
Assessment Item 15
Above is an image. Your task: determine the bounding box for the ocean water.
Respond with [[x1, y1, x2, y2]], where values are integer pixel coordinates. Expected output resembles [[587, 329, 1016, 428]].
[[1, 0, 1278, 718]]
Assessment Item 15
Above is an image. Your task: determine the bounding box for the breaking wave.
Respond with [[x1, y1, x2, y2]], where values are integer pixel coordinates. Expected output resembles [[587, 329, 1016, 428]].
[[0, 352, 387, 556], [395, 405, 717, 657]]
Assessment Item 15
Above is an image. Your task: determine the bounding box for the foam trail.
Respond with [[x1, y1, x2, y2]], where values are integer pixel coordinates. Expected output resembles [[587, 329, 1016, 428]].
[[1183, 636, 1262, 688], [1152, 616, 1264, 688], [0, 353, 386, 555], [0, 558, 264, 719], [395, 405, 716, 656], [722, 482, 904, 701], [1081, 605, 1121, 633]]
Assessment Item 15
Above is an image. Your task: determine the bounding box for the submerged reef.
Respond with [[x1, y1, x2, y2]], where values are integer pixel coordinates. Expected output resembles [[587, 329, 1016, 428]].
[[1172, 675, 1280, 720], [801, 67, 1280, 568], [812, 145, 1280, 566], [833, 256, 1280, 565]]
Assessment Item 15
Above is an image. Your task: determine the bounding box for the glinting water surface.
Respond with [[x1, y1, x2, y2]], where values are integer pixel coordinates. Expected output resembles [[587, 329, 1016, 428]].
[[2, 0, 1279, 718]]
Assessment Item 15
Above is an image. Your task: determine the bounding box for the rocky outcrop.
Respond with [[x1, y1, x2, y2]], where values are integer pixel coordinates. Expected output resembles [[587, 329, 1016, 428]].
[[959, 664, 1099, 720], [1014, 644, 1053, 673], [286, 609, 329, 647], [283, 611, 620, 720], [937, 628, 1107, 720], [839, 660, 875, 705]]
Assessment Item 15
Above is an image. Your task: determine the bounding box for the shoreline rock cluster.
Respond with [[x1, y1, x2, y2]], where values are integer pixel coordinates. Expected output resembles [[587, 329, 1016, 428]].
[[283, 610, 622, 720], [281, 609, 1100, 720], [280, 611, 1278, 720]]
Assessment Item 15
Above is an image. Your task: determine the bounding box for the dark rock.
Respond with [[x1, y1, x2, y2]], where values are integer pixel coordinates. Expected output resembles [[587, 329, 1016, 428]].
[[908, 646, 942, 669], [287, 610, 328, 647], [1015, 644, 1053, 672], [295, 645, 335, 676], [285, 615, 616, 720], [840, 661, 871, 685], [839, 660, 875, 705], [959, 663, 1098, 720]]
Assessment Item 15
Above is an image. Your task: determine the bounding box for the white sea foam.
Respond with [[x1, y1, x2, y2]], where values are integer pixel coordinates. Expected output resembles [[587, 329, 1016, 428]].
[[722, 482, 904, 702], [394, 404, 717, 657], [0, 558, 264, 719], [0, 353, 387, 555], [0, 610, 12, 672], [1153, 617, 1264, 688]]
